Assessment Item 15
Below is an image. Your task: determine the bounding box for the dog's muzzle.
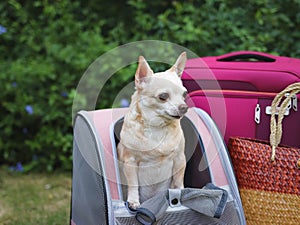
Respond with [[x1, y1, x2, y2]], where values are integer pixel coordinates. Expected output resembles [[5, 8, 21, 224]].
[[167, 104, 189, 119]]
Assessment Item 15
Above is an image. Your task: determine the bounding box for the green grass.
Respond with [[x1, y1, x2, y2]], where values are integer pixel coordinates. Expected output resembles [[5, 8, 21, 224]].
[[0, 168, 71, 225]]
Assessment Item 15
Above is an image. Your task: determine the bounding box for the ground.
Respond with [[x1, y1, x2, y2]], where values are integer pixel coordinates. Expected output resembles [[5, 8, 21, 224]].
[[0, 168, 71, 225]]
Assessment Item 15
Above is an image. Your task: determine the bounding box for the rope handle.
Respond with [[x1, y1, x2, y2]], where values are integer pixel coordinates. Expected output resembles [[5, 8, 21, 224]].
[[270, 82, 300, 161]]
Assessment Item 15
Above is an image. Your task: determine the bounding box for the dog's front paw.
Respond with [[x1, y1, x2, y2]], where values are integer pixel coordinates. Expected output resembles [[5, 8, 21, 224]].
[[171, 181, 184, 189], [128, 200, 140, 210]]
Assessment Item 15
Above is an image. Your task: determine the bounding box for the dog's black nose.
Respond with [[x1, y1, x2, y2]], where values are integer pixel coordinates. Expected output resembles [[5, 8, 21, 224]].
[[178, 104, 188, 115]]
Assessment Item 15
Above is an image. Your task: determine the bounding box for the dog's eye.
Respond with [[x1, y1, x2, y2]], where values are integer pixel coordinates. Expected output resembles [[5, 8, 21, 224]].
[[183, 91, 188, 99], [158, 93, 169, 101]]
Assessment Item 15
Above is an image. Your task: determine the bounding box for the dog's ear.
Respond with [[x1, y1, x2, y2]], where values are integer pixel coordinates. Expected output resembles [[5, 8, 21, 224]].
[[169, 52, 187, 77], [135, 56, 153, 88]]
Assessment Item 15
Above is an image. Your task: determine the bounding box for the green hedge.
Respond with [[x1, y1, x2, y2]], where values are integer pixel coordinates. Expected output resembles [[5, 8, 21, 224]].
[[1, 0, 300, 171]]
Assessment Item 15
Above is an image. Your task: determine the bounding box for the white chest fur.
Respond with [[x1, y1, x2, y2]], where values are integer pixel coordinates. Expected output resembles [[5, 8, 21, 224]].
[[120, 118, 184, 159]]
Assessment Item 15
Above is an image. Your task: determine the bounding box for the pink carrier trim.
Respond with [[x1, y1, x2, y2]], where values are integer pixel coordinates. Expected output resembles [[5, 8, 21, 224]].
[[90, 108, 128, 200]]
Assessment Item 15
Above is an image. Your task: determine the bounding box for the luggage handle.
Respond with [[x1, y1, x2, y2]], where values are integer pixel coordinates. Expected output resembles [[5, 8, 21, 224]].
[[217, 51, 276, 62]]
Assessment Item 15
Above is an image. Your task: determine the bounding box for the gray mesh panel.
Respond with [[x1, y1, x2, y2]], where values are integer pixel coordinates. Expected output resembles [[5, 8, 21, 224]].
[[74, 114, 102, 176], [71, 114, 108, 225]]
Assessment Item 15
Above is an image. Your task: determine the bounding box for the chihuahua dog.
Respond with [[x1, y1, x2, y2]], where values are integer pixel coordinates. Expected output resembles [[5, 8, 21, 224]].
[[117, 52, 188, 209]]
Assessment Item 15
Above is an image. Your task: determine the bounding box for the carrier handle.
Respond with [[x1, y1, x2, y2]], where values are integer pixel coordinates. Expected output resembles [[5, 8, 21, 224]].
[[125, 201, 156, 225], [217, 51, 276, 62], [135, 208, 156, 225]]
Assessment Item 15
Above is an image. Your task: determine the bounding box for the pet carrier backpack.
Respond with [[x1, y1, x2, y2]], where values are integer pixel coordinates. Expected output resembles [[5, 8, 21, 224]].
[[70, 107, 246, 225]]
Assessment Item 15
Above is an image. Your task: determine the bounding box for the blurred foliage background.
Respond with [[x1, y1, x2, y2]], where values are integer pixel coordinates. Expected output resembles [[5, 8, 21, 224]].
[[1, 0, 300, 171]]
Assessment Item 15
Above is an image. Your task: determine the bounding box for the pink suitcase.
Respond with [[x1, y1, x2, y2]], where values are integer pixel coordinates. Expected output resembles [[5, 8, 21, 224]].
[[187, 89, 300, 147], [183, 51, 300, 147], [182, 51, 300, 93]]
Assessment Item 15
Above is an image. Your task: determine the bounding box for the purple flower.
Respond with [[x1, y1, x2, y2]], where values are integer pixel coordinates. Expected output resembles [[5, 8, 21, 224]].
[[120, 98, 130, 108], [61, 92, 68, 98], [11, 82, 17, 87], [9, 162, 24, 172], [0, 25, 7, 35], [22, 127, 28, 134], [15, 162, 24, 172], [25, 105, 34, 115]]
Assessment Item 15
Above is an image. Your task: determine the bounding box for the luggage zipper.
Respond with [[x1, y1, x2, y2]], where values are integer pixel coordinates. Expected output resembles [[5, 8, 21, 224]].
[[254, 104, 260, 124], [265, 93, 292, 116], [292, 94, 297, 111], [265, 106, 290, 116], [255, 93, 297, 123]]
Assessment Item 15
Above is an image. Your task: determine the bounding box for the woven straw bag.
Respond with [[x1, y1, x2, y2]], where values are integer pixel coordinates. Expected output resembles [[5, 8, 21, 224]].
[[228, 83, 300, 225]]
